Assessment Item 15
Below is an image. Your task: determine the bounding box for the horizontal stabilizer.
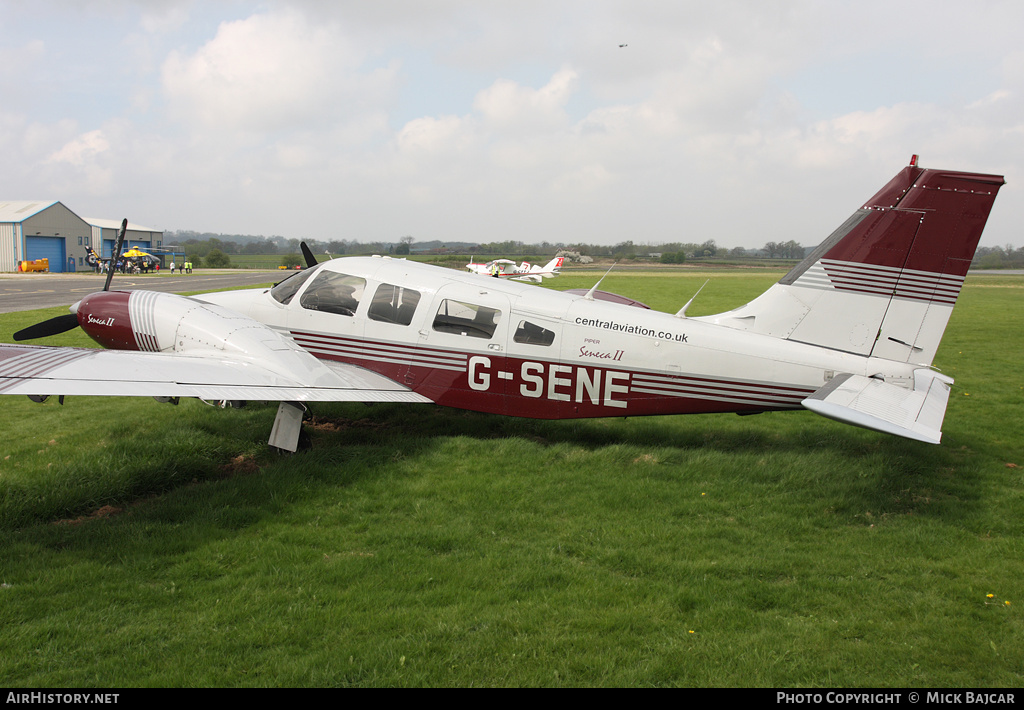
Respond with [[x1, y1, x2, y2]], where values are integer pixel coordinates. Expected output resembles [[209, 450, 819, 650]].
[[802, 369, 954, 444]]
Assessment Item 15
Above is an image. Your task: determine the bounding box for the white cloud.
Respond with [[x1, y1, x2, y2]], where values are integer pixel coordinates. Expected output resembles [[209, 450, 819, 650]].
[[139, 1, 193, 34], [161, 8, 398, 133], [46, 130, 111, 166], [473, 67, 579, 134], [397, 115, 474, 155], [968, 90, 1011, 110]]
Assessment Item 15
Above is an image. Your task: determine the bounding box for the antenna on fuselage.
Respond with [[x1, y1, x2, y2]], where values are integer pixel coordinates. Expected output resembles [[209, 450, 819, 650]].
[[584, 262, 618, 301], [674, 279, 708, 318]]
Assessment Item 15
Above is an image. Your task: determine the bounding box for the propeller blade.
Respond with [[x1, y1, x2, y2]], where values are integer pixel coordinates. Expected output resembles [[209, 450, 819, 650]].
[[102, 218, 128, 292], [12, 313, 80, 341], [300, 242, 318, 268]]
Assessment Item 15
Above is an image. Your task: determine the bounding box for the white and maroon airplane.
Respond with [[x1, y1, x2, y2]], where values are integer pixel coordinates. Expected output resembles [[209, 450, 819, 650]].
[[0, 158, 1004, 451], [466, 256, 564, 282]]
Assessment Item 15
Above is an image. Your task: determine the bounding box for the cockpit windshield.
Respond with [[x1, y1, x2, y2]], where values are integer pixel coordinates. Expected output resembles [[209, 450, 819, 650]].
[[269, 263, 324, 305]]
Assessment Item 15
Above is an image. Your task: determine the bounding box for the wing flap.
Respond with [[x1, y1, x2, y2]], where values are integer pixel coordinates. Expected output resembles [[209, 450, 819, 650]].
[[801, 369, 953, 444]]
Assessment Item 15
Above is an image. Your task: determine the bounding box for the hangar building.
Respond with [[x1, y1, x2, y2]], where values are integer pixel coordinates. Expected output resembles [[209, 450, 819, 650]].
[[0, 201, 163, 272], [84, 217, 164, 263]]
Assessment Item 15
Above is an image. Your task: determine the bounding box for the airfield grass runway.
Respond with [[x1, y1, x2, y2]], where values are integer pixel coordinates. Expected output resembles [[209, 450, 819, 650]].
[[0, 269, 1021, 687]]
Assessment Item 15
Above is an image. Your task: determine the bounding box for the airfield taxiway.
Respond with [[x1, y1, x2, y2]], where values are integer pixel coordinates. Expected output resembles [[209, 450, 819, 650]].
[[0, 270, 283, 314]]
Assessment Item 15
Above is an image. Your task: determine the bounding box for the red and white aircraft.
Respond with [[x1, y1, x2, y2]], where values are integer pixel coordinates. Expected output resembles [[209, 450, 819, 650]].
[[0, 159, 1004, 451], [466, 256, 564, 282]]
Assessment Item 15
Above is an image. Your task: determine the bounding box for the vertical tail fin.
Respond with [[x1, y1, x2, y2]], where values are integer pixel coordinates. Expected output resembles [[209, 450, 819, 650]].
[[531, 257, 564, 277], [704, 158, 1004, 365]]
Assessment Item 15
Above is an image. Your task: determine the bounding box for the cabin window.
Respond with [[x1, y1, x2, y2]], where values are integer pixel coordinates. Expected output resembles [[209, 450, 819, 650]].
[[299, 271, 366, 316], [270, 263, 323, 304], [368, 283, 421, 325], [432, 299, 501, 339], [513, 320, 555, 346]]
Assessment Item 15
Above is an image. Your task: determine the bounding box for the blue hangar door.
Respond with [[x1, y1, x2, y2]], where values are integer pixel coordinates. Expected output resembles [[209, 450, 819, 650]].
[[25, 236, 67, 273]]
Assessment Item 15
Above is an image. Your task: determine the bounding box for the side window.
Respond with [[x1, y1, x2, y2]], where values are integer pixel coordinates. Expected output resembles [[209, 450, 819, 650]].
[[513, 320, 555, 346], [432, 299, 502, 339], [299, 271, 366, 316], [368, 283, 421, 325], [270, 263, 322, 304]]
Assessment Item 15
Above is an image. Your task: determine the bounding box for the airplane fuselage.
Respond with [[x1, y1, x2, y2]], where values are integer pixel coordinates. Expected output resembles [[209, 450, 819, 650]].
[[198, 256, 917, 421]]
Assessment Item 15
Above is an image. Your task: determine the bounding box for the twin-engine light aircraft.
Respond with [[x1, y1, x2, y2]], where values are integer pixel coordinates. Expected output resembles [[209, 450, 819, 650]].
[[466, 256, 564, 282], [0, 158, 1005, 451]]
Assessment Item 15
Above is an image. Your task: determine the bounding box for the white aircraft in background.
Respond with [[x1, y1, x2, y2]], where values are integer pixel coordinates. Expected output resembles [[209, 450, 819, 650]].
[[466, 256, 564, 282], [0, 158, 1004, 452]]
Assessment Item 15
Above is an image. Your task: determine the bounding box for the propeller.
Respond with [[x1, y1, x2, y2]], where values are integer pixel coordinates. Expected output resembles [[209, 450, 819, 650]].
[[300, 242, 318, 268], [102, 218, 128, 293], [12, 311, 80, 341], [13, 218, 128, 342]]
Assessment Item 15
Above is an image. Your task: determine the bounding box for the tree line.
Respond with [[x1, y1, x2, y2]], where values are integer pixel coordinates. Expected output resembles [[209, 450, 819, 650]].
[[166, 230, 1016, 268], [167, 233, 794, 261], [166, 231, 406, 259], [972, 245, 1024, 269]]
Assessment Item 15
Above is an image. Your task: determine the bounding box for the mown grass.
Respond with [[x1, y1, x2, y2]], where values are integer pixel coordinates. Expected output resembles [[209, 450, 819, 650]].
[[0, 272, 1021, 687]]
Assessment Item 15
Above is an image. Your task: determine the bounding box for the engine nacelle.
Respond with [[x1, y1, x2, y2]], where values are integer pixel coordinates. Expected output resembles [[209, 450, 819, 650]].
[[76, 290, 292, 359]]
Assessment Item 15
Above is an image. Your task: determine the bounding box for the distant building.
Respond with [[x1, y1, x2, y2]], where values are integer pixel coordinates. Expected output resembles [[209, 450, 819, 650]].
[[0, 201, 90, 273], [0, 200, 162, 272]]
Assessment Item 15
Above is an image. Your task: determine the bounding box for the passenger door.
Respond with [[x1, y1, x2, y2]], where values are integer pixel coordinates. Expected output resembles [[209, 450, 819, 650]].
[[415, 283, 511, 413]]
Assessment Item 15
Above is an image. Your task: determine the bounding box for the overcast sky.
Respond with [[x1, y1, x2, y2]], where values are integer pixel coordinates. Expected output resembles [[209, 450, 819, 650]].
[[1, 0, 1021, 249]]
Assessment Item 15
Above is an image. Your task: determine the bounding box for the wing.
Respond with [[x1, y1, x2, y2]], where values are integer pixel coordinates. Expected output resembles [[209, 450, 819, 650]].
[[0, 343, 430, 404]]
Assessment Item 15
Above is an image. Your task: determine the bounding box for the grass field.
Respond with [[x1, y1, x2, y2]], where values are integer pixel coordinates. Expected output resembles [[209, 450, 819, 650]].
[[0, 270, 1021, 687]]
